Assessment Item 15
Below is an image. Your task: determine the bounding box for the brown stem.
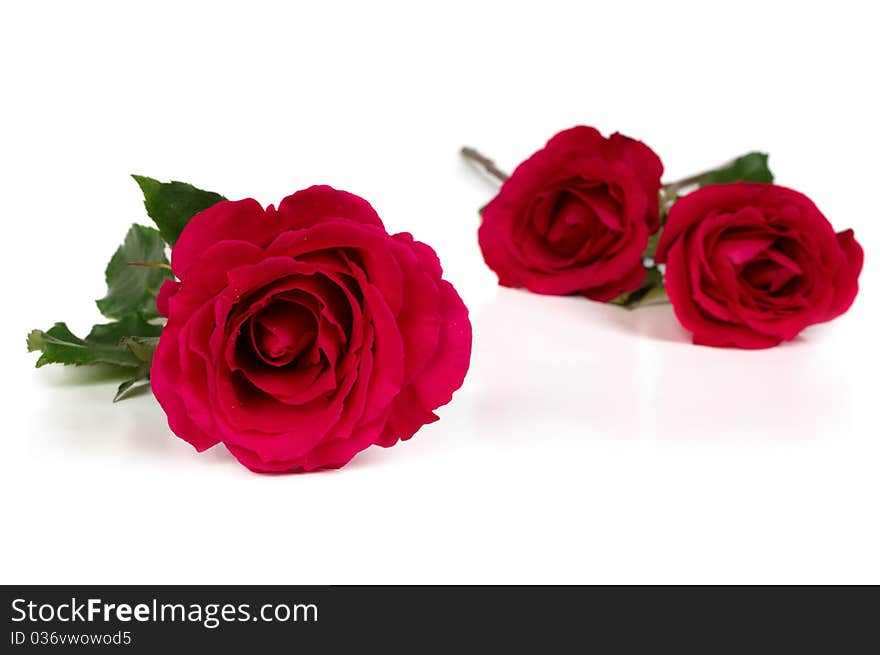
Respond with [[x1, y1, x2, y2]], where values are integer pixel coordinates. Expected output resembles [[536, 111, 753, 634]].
[[662, 172, 704, 196], [460, 147, 510, 182], [662, 157, 737, 195]]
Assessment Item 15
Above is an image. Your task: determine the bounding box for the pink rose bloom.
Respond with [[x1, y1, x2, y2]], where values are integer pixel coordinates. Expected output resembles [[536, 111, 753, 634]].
[[151, 186, 471, 472]]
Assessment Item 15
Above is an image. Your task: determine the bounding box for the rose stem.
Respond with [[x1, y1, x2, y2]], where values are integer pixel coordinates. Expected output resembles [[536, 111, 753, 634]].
[[460, 147, 510, 182], [662, 157, 739, 195], [662, 172, 705, 196]]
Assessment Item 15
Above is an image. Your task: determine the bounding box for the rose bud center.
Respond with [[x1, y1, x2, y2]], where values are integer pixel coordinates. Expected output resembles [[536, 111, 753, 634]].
[[248, 300, 318, 367], [716, 232, 805, 301], [533, 185, 623, 258]]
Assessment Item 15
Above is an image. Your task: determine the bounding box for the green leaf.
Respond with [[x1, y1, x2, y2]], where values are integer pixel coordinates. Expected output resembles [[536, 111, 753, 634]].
[[609, 267, 668, 309], [28, 322, 143, 369], [120, 335, 159, 363], [96, 224, 174, 320], [700, 152, 774, 186], [88, 315, 163, 343], [28, 318, 161, 401], [113, 337, 159, 402], [114, 376, 151, 402], [28, 316, 161, 369], [26, 329, 45, 353], [114, 377, 141, 401], [132, 175, 226, 245]]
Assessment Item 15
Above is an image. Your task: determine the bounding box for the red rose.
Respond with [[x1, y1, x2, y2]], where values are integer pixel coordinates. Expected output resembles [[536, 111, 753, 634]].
[[150, 186, 472, 472], [655, 183, 863, 349], [478, 126, 663, 300]]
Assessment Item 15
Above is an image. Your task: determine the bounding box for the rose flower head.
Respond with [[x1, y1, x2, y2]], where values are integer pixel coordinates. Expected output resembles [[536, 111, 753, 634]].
[[478, 126, 663, 300], [655, 183, 862, 348], [151, 186, 472, 472]]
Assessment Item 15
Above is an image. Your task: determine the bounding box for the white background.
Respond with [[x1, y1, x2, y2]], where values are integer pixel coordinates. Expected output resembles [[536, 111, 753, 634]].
[[1, 1, 877, 584]]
